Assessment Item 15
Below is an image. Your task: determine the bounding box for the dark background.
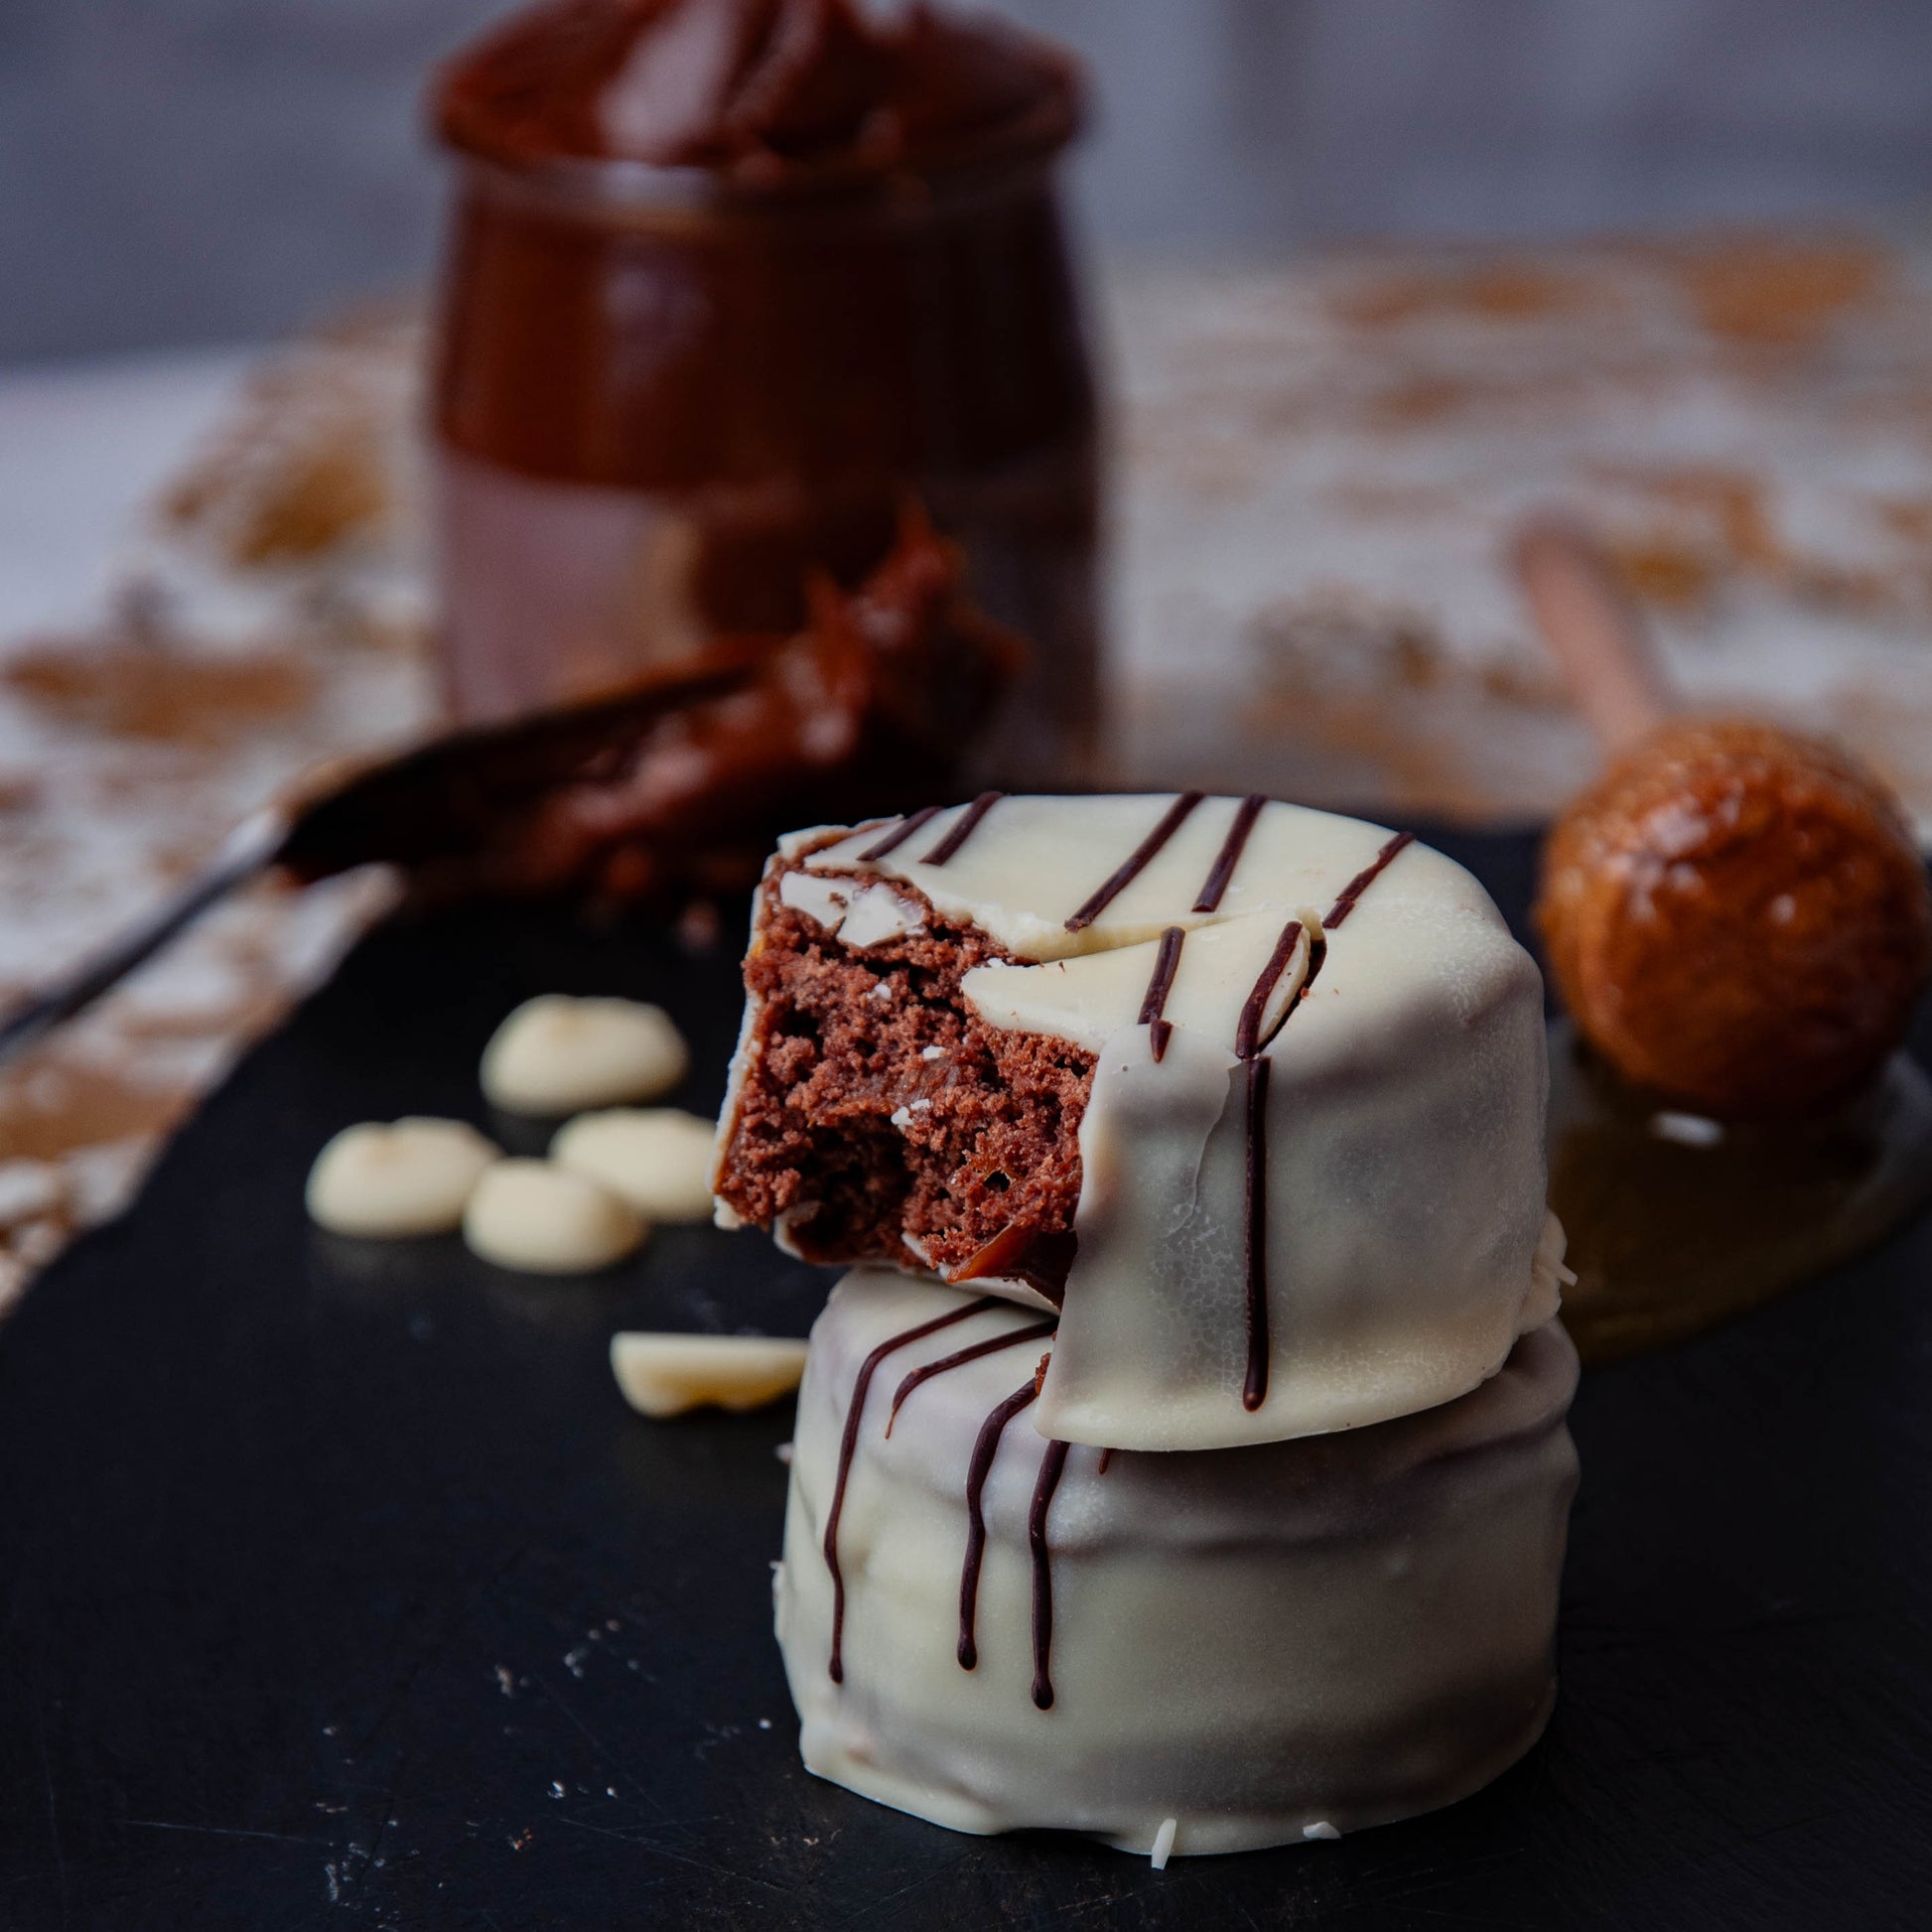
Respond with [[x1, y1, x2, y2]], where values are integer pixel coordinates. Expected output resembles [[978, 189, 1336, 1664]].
[[7, 0, 1932, 362]]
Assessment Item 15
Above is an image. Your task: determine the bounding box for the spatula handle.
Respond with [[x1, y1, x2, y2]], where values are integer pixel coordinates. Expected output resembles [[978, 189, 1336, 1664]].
[[1513, 518, 1676, 752]]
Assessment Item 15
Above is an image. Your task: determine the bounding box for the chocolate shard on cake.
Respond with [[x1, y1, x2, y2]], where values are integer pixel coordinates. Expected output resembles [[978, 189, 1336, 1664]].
[[712, 792, 1562, 1451], [777, 1269, 1580, 1856]]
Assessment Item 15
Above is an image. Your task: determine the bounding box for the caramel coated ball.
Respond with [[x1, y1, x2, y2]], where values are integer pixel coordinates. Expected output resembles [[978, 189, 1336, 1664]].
[[1537, 719, 1932, 1117]]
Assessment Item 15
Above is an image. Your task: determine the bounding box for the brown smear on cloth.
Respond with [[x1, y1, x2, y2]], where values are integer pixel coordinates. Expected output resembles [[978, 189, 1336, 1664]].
[[166, 422, 389, 568], [1332, 261, 1595, 330], [1664, 234, 1890, 348], [5, 644, 315, 747], [1334, 234, 1889, 349], [0, 1052, 190, 1165]]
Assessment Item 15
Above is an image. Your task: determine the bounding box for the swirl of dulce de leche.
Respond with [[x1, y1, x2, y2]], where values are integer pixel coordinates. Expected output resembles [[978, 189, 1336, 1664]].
[[434, 0, 1080, 187]]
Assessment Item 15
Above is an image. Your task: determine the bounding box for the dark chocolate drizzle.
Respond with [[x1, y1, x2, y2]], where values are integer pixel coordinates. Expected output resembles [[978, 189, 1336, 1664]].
[[857, 803, 943, 863], [1028, 1438, 1072, 1709], [1064, 791, 1205, 932], [1233, 919, 1308, 1062], [824, 1295, 1001, 1682], [920, 790, 1004, 866], [1226, 825, 1411, 1418], [887, 1318, 1055, 1436], [957, 1378, 1039, 1670], [1242, 1055, 1272, 1411], [1192, 792, 1268, 913], [1138, 925, 1186, 1062], [1302, 930, 1328, 997], [1325, 829, 1414, 929]]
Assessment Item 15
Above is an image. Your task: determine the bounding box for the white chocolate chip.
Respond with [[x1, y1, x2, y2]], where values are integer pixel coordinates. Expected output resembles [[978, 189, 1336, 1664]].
[[1150, 1817, 1178, 1869], [462, 1159, 645, 1273], [775, 872, 925, 947], [550, 1109, 717, 1222], [480, 996, 688, 1115], [835, 882, 925, 948], [775, 872, 853, 930], [610, 1332, 808, 1419], [306, 1118, 499, 1238]]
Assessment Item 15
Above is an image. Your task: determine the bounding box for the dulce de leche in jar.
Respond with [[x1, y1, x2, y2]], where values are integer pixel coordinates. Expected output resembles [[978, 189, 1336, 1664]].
[[429, 0, 1100, 784]]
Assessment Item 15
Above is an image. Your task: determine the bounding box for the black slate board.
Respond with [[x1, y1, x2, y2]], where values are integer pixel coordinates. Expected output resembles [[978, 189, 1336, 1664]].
[[3, 829, 1932, 1931]]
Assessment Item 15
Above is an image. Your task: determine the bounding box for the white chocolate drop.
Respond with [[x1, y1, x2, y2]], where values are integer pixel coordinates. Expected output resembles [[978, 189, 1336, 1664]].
[[552, 1108, 718, 1222], [611, 1331, 808, 1418], [306, 1118, 499, 1238], [462, 1159, 645, 1273], [481, 996, 688, 1115]]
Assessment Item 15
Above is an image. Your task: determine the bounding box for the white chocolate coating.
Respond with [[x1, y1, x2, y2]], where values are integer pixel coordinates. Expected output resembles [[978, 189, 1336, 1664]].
[[305, 1118, 499, 1238], [462, 1159, 645, 1273], [777, 1271, 1579, 1858], [481, 995, 688, 1116], [553, 1109, 718, 1222], [732, 796, 1555, 1449], [611, 1332, 807, 1418]]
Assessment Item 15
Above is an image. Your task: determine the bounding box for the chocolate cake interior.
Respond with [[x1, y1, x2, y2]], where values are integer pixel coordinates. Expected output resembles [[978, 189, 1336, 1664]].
[[717, 860, 1095, 1291]]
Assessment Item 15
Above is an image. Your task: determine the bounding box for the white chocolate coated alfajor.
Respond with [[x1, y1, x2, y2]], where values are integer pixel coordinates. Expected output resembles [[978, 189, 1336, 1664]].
[[723, 793, 1560, 1450], [776, 1271, 1580, 1858]]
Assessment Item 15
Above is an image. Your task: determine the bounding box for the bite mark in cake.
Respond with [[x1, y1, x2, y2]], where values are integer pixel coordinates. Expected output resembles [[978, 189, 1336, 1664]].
[[716, 861, 1097, 1286]]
